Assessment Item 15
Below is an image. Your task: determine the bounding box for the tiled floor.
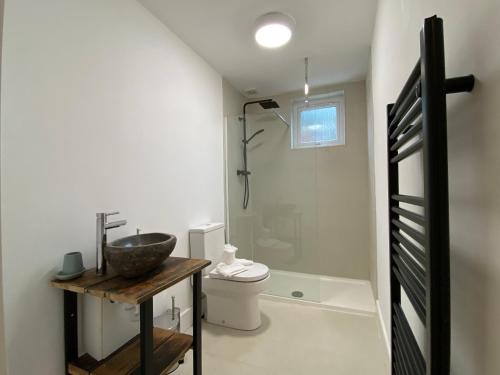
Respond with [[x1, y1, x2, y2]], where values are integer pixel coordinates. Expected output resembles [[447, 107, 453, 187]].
[[176, 298, 390, 375]]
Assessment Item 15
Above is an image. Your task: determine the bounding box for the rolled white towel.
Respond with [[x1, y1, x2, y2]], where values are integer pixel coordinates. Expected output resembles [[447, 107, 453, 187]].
[[222, 244, 237, 265], [216, 262, 248, 277]]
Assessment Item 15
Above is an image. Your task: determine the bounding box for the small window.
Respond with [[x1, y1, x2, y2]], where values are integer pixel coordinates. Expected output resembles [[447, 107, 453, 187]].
[[291, 91, 345, 149]]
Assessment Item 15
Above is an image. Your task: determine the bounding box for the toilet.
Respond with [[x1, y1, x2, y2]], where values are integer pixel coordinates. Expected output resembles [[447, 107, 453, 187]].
[[189, 223, 270, 330]]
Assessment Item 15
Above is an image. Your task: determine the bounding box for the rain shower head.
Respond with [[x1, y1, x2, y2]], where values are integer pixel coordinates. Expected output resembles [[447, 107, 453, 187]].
[[243, 98, 280, 114], [258, 99, 280, 109]]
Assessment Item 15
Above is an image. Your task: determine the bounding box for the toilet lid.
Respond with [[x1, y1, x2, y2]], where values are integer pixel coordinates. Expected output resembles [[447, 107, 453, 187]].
[[209, 262, 269, 282]]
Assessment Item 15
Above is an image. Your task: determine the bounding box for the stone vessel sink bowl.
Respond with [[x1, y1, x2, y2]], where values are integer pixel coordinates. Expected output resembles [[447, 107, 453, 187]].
[[105, 233, 177, 278]]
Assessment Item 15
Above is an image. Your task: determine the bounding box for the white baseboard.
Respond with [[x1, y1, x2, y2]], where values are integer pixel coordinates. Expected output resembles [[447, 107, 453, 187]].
[[376, 299, 391, 359]]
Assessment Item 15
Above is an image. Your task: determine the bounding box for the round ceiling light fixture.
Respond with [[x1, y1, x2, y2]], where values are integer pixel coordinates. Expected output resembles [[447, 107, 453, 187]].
[[254, 12, 295, 48]]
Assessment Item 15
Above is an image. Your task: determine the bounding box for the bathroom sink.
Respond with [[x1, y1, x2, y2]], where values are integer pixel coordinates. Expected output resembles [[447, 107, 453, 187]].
[[104, 233, 177, 278]]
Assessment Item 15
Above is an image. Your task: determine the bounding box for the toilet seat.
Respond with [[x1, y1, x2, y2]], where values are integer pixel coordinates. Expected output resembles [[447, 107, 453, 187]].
[[209, 262, 269, 282]]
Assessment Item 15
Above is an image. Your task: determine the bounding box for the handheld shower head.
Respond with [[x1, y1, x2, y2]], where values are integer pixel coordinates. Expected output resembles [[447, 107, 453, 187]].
[[245, 129, 265, 144]]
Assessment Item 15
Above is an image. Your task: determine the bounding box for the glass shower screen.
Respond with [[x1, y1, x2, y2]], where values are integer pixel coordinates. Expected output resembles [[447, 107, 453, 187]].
[[225, 112, 320, 302]]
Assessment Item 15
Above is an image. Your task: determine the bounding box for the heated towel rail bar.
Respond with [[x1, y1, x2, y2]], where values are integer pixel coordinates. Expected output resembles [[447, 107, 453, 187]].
[[387, 15, 474, 375]]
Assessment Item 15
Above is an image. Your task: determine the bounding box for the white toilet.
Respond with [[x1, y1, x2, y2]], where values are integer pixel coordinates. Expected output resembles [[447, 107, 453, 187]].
[[189, 223, 270, 331]]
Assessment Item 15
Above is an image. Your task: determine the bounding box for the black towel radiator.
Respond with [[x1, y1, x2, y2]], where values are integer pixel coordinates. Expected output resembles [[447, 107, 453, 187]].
[[387, 15, 474, 375]]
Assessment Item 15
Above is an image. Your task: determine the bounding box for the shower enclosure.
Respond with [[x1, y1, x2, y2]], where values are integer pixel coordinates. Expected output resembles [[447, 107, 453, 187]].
[[225, 101, 376, 313], [225, 106, 322, 302]]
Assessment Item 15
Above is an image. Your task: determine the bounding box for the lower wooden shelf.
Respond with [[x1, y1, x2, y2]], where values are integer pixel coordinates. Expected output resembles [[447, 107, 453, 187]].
[[68, 328, 192, 375]]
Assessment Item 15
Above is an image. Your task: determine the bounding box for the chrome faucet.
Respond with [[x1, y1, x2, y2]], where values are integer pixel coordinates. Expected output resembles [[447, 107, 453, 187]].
[[96, 211, 127, 274]]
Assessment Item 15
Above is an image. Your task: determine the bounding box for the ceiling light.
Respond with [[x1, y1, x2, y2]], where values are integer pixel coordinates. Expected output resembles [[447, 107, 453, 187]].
[[254, 12, 295, 48]]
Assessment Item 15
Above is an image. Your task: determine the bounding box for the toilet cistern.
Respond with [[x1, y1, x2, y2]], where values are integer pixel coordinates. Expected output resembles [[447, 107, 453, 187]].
[[96, 211, 127, 274]]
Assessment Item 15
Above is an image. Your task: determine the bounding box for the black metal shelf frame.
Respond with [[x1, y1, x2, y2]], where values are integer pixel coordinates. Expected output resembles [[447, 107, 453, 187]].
[[63, 272, 203, 375], [387, 15, 474, 375]]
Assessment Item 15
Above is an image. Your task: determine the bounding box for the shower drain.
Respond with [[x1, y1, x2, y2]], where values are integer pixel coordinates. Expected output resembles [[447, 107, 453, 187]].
[[291, 290, 304, 298]]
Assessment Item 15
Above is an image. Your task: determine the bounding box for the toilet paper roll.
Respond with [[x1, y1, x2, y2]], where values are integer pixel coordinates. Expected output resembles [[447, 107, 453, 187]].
[[222, 244, 237, 265]]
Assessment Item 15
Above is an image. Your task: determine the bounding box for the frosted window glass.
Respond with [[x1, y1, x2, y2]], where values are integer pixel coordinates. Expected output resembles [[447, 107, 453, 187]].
[[299, 106, 337, 144]]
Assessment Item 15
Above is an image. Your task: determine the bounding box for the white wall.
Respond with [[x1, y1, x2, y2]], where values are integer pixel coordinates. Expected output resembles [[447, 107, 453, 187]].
[[368, 0, 500, 373], [1, 0, 224, 373], [365, 65, 378, 297], [0, 0, 5, 373], [222, 79, 245, 119]]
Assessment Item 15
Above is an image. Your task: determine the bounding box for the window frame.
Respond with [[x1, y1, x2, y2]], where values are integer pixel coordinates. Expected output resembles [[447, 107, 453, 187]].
[[291, 91, 346, 150]]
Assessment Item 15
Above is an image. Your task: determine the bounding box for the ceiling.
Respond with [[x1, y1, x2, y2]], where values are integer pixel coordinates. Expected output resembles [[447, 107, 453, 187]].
[[139, 0, 377, 97]]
